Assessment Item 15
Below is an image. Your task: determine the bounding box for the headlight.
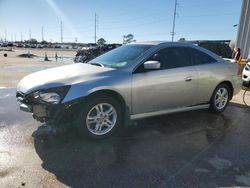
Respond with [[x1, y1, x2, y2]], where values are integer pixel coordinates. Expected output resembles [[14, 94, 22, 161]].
[[39, 92, 61, 104], [27, 85, 70, 104]]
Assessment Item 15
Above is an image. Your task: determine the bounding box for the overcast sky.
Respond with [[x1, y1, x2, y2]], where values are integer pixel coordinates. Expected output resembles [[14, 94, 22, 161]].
[[0, 0, 242, 43]]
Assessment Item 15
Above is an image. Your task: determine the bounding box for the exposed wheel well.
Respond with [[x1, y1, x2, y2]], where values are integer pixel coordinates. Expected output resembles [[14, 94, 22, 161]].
[[88, 90, 124, 104]]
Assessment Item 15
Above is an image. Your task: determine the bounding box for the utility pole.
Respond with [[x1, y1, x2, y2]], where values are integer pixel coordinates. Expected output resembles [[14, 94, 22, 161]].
[[122, 35, 125, 44], [42, 26, 44, 41], [14, 33, 16, 42], [21, 32, 23, 42], [5, 29, 7, 42], [171, 0, 178, 42], [29, 29, 32, 40], [94, 13, 97, 44], [60, 21, 63, 43]]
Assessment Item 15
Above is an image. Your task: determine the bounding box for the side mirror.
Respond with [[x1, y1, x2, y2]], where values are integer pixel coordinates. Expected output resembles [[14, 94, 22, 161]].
[[144, 61, 161, 70]]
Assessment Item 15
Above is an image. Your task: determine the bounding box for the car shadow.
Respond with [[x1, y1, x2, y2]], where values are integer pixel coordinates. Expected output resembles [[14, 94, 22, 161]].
[[33, 109, 232, 188]]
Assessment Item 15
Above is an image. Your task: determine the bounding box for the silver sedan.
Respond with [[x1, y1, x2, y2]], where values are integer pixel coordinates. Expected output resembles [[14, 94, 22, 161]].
[[16, 42, 242, 139]]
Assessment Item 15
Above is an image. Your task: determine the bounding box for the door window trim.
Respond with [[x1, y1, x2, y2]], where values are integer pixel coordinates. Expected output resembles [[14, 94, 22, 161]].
[[189, 47, 217, 65], [133, 46, 193, 74]]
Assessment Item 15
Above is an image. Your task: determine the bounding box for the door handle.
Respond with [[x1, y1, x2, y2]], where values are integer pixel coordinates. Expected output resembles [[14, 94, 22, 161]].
[[185, 76, 193, 82]]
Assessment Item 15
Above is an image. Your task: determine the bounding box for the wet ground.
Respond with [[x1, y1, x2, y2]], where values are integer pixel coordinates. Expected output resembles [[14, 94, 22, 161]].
[[1, 88, 250, 188], [34, 56, 74, 64]]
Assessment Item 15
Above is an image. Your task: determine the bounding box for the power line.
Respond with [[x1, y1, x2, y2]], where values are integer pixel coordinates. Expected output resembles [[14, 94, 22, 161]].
[[100, 18, 169, 31], [102, 10, 171, 25], [171, 0, 178, 41], [104, 31, 170, 38], [101, 4, 168, 20]]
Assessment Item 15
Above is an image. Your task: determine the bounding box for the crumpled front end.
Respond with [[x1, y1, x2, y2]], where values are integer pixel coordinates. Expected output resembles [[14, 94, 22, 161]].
[[17, 91, 48, 122], [16, 85, 81, 125]]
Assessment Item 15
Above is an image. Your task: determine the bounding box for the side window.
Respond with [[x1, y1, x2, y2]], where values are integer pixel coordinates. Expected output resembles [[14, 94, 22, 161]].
[[148, 47, 191, 69], [191, 48, 217, 65]]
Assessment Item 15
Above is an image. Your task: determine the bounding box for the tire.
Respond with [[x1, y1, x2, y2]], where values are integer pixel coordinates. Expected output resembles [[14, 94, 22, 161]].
[[76, 95, 123, 139], [209, 83, 231, 113]]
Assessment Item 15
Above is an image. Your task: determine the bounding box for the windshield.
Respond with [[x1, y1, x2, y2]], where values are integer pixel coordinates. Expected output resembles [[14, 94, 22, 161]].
[[88, 44, 153, 68]]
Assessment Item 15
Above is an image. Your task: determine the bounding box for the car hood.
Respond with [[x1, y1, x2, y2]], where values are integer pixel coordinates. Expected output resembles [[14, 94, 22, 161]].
[[17, 63, 114, 94]]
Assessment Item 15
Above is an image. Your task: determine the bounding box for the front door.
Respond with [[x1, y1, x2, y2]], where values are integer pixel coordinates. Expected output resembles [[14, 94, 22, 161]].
[[132, 47, 198, 115]]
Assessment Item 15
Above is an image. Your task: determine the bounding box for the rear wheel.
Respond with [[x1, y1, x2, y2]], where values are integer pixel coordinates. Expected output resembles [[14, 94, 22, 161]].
[[76, 95, 123, 139], [209, 84, 230, 113]]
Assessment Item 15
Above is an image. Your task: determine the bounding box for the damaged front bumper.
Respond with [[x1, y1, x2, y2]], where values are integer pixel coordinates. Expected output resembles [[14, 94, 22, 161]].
[[16, 91, 80, 124], [17, 91, 51, 122], [17, 94, 33, 112], [19, 103, 32, 112]]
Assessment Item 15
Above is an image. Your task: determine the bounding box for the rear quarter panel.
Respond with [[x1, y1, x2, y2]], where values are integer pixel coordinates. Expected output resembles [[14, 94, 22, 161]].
[[194, 61, 241, 104]]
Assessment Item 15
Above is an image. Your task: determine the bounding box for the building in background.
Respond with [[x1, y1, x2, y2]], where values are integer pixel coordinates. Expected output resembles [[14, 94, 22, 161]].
[[236, 0, 250, 59]]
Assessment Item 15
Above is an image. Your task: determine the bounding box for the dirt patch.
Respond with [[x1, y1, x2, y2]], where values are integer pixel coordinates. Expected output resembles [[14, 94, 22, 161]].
[[0, 48, 13, 52]]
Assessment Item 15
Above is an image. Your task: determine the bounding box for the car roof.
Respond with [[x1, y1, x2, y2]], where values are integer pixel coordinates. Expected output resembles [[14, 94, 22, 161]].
[[134, 41, 196, 47], [128, 41, 224, 68], [135, 41, 166, 45]]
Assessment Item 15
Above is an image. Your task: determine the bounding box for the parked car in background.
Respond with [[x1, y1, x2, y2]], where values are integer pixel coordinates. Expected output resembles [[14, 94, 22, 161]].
[[54, 44, 62, 48], [24, 44, 31, 48], [30, 44, 36, 48], [74, 44, 121, 63], [190, 40, 232, 58], [0, 43, 9, 47], [74, 46, 101, 63], [7, 42, 14, 47], [242, 62, 250, 87], [37, 44, 43, 48], [16, 42, 241, 139], [16, 43, 24, 48]]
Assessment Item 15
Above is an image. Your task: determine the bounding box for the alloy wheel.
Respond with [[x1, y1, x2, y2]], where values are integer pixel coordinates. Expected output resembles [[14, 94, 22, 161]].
[[214, 88, 229, 110], [86, 103, 117, 136]]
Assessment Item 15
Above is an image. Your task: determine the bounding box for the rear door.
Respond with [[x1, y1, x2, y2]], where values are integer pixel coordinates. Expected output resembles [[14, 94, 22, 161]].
[[132, 47, 198, 115]]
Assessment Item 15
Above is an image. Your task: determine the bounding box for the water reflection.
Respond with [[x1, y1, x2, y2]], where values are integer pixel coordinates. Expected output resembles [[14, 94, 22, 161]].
[[33, 110, 231, 187], [34, 56, 74, 64]]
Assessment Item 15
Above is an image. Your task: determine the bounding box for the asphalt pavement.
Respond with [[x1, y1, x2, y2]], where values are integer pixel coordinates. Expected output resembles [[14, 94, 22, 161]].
[[1, 88, 250, 188]]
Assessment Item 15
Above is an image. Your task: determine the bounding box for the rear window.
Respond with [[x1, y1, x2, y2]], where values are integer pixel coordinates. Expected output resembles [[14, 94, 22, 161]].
[[190, 48, 217, 65]]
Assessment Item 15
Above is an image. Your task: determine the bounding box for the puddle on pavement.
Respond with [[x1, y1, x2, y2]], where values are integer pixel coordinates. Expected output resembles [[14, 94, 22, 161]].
[[34, 56, 74, 64], [236, 172, 250, 185], [1, 91, 250, 187], [207, 156, 232, 170]]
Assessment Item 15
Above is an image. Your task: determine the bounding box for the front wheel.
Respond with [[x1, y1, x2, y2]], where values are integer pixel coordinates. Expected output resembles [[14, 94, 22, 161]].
[[76, 95, 123, 139], [209, 84, 231, 113]]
